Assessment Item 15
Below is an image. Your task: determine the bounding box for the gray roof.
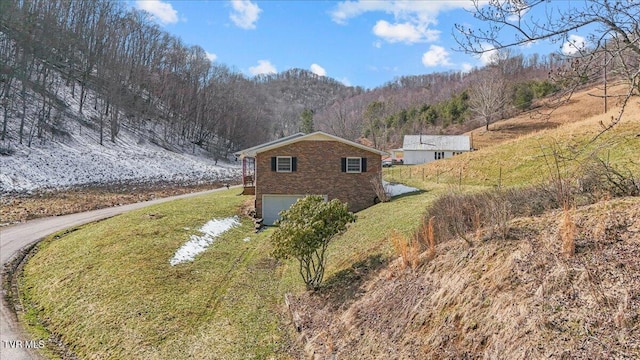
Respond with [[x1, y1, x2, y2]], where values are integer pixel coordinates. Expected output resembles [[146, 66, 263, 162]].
[[403, 135, 471, 151], [234, 133, 306, 158], [235, 131, 388, 158]]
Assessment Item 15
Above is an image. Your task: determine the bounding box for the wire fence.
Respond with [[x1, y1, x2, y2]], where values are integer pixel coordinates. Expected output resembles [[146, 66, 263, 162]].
[[384, 164, 508, 188]]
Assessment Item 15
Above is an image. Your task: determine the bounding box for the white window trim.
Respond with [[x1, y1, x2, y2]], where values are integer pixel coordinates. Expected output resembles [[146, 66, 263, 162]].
[[276, 156, 292, 172], [346, 157, 362, 173]]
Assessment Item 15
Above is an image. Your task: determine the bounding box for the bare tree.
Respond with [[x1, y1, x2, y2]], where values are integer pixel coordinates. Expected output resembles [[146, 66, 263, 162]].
[[363, 100, 387, 149], [455, 0, 640, 136], [317, 99, 362, 141], [468, 67, 508, 131]]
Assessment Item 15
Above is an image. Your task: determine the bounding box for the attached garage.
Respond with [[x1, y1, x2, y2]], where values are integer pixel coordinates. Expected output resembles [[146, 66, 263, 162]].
[[262, 194, 326, 226]]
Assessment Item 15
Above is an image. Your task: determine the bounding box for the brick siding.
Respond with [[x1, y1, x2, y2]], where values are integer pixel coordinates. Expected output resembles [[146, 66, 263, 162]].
[[255, 140, 382, 218]]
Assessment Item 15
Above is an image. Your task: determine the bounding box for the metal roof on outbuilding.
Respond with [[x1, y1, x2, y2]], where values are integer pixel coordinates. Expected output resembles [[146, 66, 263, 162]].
[[402, 135, 471, 151]]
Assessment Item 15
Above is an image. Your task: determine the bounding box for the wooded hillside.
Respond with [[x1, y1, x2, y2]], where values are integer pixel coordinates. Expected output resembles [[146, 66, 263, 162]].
[[1, 0, 630, 156]]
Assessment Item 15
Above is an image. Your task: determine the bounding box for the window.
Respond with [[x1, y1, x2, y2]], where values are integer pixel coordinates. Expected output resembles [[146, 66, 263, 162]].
[[346, 157, 361, 173], [341, 157, 367, 173], [277, 156, 292, 172], [434, 152, 445, 160], [271, 156, 297, 172]]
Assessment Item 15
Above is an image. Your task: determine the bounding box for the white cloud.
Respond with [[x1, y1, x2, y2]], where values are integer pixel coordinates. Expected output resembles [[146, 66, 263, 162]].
[[461, 63, 474, 73], [205, 52, 217, 62], [519, 39, 536, 49], [479, 43, 499, 65], [339, 77, 352, 86], [136, 0, 179, 24], [330, 0, 469, 44], [230, 0, 261, 29], [373, 20, 439, 44], [310, 64, 327, 76], [331, 1, 466, 24], [507, 5, 529, 22], [330, 0, 392, 25], [421, 45, 451, 67], [562, 34, 587, 55], [249, 60, 277, 75]]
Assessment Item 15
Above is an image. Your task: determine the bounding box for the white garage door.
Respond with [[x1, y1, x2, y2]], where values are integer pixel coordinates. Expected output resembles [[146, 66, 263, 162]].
[[262, 195, 327, 226]]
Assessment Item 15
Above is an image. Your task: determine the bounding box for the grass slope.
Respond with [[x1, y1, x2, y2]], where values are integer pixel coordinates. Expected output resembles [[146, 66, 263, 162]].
[[22, 190, 287, 359], [388, 93, 640, 189], [296, 197, 640, 358], [20, 187, 437, 359]]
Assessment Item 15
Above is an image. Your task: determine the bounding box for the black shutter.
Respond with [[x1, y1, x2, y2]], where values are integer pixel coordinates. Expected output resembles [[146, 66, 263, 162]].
[[292, 157, 297, 171], [361, 157, 367, 172], [341, 157, 347, 172], [271, 157, 276, 171]]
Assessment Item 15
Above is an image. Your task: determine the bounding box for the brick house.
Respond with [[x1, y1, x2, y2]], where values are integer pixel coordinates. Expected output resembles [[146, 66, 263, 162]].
[[234, 131, 387, 225]]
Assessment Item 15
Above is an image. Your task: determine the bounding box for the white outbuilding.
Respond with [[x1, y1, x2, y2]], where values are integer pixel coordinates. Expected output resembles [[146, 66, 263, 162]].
[[402, 135, 471, 165]]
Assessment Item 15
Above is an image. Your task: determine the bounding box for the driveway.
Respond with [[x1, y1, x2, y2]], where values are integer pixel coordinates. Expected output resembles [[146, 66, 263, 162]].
[[0, 186, 235, 359]]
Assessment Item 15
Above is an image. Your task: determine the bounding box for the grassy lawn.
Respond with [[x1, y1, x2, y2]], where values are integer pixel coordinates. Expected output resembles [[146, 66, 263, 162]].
[[386, 119, 640, 190], [20, 187, 437, 359]]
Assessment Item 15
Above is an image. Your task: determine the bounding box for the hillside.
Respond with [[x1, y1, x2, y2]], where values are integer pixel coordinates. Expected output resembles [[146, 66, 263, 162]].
[[467, 83, 627, 150], [292, 197, 640, 358], [11, 82, 639, 359], [286, 88, 640, 358], [0, 76, 242, 195]]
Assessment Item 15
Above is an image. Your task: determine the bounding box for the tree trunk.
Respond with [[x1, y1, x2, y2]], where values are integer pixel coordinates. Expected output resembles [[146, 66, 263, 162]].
[[19, 81, 26, 144]]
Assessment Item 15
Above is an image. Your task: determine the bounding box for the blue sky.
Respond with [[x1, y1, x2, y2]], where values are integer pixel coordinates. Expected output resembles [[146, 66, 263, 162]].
[[132, 0, 589, 89]]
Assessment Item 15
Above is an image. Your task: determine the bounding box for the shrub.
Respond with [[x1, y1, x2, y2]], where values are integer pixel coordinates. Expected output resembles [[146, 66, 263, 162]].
[[271, 196, 356, 291]]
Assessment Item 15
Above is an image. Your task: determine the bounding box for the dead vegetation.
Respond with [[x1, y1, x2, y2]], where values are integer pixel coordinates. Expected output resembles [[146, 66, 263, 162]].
[[0, 182, 227, 226], [289, 197, 640, 359], [467, 83, 631, 150]]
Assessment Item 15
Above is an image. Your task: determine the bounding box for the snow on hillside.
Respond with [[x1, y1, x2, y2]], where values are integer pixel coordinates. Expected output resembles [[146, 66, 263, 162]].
[[0, 129, 241, 194], [0, 74, 241, 194]]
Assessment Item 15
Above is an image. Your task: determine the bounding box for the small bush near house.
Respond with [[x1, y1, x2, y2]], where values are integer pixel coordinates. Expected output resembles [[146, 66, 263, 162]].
[[271, 196, 356, 291]]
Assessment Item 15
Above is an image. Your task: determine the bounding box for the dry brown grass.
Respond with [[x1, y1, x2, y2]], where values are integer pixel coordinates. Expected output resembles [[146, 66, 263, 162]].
[[423, 216, 436, 260], [560, 205, 576, 258], [290, 197, 640, 359], [467, 83, 631, 150], [390, 230, 420, 270], [0, 182, 226, 226]]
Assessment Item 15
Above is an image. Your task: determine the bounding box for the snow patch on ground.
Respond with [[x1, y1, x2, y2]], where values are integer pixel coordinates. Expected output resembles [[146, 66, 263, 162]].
[[170, 216, 241, 265], [384, 181, 421, 197]]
